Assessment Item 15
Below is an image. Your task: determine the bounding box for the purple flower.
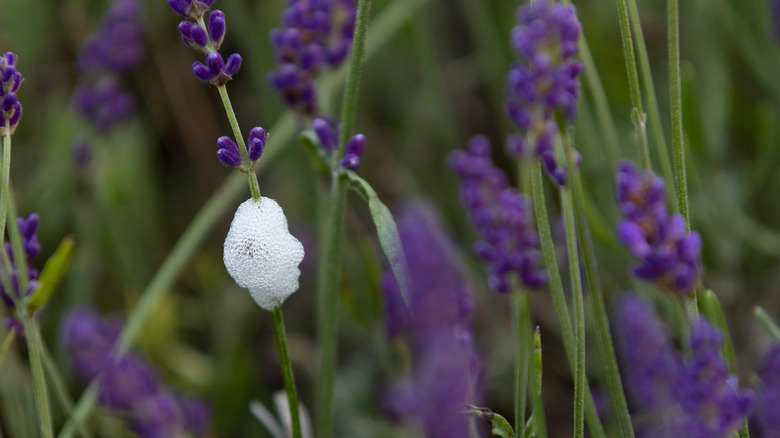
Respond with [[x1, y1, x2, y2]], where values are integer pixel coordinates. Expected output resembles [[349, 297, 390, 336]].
[[381, 203, 480, 436], [61, 308, 211, 437], [504, 0, 584, 186], [191, 52, 242, 86], [615, 160, 702, 296], [382, 201, 474, 338], [0, 52, 23, 135], [449, 135, 548, 293], [268, 0, 357, 115], [216, 136, 242, 168], [247, 127, 267, 162], [78, 0, 145, 75], [312, 118, 366, 170], [168, 0, 216, 19], [1, 214, 42, 320], [756, 345, 780, 436], [615, 294, 754, 437], [73, 77, 135, 132]]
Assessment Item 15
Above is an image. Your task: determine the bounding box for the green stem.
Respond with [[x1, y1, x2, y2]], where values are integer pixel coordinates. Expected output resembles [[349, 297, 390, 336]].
[[530, 161, 606, 438], [530, 326, 547, 438], [60, 1, 422, 434], [571, 175, 635, 438], [754, 306, 780, 341], [316, 1, 372, 435], [513, 290, 530, 437], [614, 0, 651, 168], [0, 131, 10, 244], [272, 308, 301, 438], [625, 0, 676, 206], [217, 85, 261, 201], [667, 0, 688, 227], [21, 313, 54, 438], [39, 329, 93, 438], [556, 141, 585, 438], [0, 327, 15, 369]]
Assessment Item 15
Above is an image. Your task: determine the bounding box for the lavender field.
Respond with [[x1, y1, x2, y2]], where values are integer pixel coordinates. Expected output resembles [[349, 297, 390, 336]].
[[1, 0, 779, 437]]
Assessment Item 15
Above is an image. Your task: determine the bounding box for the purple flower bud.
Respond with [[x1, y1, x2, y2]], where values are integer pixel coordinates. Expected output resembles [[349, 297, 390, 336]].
[[192, 61, 213, 82], [345, 133, 366, 156], [179, 21, 208, 49], [216, 136, 242, 167], [223, 53, 242, 76], [505, 134, 525, 157], [208, 10, 226, 48], [340, 153, 360, 170], [247, 127, 266, 162], [313, 118, 339, 151]]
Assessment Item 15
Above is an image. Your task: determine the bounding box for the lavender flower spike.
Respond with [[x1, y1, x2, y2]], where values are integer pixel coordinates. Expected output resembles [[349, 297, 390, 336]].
[[757, 345, 780, 435], [449, 135, 548, 293], [615, 294, 754, 437], [615, 160, 702, 296], [2, 213, 42, 331], [168, 0, 216, 19], [505, 0, 585, 186], [1, 52, 23, 135]]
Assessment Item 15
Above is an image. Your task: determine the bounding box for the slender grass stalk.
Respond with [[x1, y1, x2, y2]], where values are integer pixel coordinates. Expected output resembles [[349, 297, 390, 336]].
[[555, 145, 585, 438], [316, 0, 372, 435], [530, 326, 547, 438], [0, 130, 54, 438], [513, 290, 531, 436], [217, 85, 261, 201], [272, 308, 301, 438], [571, 171, 635, 438], [0, 328, 15, 368], [20, 314, 54, 438], [530, 161, 606, 438], [625, 0, 676, 204], [0, 131, 10, 243], [754, 306, 780, 341], [667, 0, 689, 229], [60, 3, 422, 435], [39, 331, 93, 438], [614, 0, 650, 168]]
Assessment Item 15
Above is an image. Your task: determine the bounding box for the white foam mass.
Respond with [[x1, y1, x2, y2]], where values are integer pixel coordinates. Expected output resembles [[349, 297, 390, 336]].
[[223, 197, 305, 310]]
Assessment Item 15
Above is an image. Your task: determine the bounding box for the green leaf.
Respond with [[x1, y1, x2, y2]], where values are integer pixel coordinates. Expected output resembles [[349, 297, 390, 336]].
[[343, 170, 410, 307], [464, 405, 515, 438], [27, 236, 75, 313], [754, 305, 780, 342], [300, 130, 331, 174], [699, 289, 736, 370]]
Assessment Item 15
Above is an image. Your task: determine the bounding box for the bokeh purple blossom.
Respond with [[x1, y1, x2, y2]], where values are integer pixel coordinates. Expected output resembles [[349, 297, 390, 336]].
[[615, 294, 754, 437], [1, 214, 42, 333], [616, 160, 702, 296], [61, 308, 211, 438], [382, 201, 480, 437], [268, 0, 357, 116], [505, 0, 584, 186], [450, 135, 547, 293]]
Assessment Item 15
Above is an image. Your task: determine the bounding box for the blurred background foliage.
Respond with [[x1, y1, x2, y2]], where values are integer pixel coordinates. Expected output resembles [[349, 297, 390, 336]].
[[2, 0, 780, 436]]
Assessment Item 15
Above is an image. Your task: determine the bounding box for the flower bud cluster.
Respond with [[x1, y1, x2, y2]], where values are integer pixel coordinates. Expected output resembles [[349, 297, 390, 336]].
[[1, 214, 41, 332], [170, 0, 241, 85], [216, 126, 267, 170], [313, 117, 365, 170], [449, 136, 548, 293], [0, 52, 24, 135], [615, 295, 754, 437], [268, 0, 357, 116], [61, 308, 212, 438], [73, 0, 144, 133], [616, 160, 701, 296], [505, 0, 584, 186]]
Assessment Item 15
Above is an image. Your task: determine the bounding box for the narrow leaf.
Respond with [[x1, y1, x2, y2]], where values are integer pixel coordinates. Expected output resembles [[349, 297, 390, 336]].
[[300, 130, 331, 174], [464, 405, 515, 438], [754, 306, 780, 342], [27, 236, 76, 313], [343, 170, 410, 307]]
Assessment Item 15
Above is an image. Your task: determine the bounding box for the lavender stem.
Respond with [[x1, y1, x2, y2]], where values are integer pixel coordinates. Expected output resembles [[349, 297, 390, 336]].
[[273, 308, 301, 438]]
